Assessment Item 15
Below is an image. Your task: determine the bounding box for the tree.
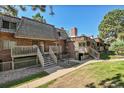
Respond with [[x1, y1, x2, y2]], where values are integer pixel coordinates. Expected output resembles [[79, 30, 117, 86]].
[[31, 5, 46, 12], [109, 39, 124, 54], [0, 5, 47, 17], [32, 13, 44, 22], [0, 5, 26, 16], [31, 5, 55, 16], [98, 9, 124, 43]]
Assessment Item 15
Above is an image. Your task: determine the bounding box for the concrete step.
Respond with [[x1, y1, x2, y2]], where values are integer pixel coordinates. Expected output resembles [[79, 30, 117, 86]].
[[44, 62, 56, 67], [43, 54, 57, 68], [44, 59, 56, 64]]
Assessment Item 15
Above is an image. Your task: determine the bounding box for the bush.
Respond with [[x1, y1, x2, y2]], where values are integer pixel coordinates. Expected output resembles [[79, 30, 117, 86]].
[[109, 40, 124, 55]]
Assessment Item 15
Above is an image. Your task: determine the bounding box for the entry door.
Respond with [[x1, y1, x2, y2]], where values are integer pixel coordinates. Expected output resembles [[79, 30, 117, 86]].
[[32, 40, 38, 45], [39, 42, 44, 53]]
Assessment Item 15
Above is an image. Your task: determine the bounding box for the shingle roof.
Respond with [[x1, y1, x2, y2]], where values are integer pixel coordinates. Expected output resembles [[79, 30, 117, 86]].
[[15, 17, 58, 40], [0, 14, 21, 23], [56, 28, 68, 40]]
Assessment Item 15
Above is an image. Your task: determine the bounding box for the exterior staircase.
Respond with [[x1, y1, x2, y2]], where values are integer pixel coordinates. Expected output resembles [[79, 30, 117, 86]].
[[43, 54, 57, 68], [39, 46, 57, 68], [88, 47, 100, 60]]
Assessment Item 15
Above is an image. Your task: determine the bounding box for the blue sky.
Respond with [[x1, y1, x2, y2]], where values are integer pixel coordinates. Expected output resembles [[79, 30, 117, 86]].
[[18, 5, 124, 37]]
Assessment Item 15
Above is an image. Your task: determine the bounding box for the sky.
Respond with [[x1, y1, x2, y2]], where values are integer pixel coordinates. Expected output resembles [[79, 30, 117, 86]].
[[18, 5, 124, 37]]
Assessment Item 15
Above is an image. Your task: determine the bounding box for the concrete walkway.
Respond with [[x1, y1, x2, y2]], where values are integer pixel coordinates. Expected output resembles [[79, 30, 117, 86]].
[[16, 60, 98, 88], [92, 58, 124, 62], [16, 58, 124, 88]]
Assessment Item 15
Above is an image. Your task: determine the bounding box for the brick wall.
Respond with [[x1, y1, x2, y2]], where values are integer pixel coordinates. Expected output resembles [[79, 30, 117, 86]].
[[67, 41, 75, 58]]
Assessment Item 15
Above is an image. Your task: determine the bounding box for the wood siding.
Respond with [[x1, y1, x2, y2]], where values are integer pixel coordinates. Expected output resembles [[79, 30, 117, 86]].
[[0, 32, 66, 53]]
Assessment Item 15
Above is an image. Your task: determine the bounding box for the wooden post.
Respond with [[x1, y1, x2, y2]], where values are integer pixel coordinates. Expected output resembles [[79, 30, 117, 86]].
[[11, 47, 14, 70], [2, 62, 4, 72], [36, 55, 39, 65], [11, 58, 14, 70]]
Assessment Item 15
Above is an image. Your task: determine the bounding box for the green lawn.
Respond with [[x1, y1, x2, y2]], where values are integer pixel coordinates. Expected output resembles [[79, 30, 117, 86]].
[[0, 71, 48, 88], [38, 61, 124, 88]]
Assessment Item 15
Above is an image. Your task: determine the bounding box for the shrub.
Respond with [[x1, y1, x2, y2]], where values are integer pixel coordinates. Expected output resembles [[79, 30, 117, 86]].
[[109, 40, 124, 55]]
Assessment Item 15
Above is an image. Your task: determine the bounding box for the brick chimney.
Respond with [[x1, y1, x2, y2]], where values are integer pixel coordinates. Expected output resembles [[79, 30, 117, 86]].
[[70, 27, 78, 37]]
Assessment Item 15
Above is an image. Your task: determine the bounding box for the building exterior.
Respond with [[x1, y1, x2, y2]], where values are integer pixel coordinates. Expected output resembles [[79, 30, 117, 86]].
[[0, 14, 106, 72], [67, 28, 102, 60], [0, 14, 68, 71], [94, 38, 105, 52]]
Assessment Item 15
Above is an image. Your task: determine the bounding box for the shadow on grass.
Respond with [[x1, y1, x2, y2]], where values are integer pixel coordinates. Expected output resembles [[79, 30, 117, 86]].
[[85, 73, 124, 88], [0, 71, 48, 88], [100, 51, 116, 60]]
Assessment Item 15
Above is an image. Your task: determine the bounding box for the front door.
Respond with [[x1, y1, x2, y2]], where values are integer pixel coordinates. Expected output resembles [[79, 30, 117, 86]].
[[32, 40, 38, 45], [39, 42, 44, 53]]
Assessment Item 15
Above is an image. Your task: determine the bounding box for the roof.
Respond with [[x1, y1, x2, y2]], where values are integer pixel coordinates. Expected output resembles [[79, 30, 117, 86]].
[[15, 17, 58, 40], [0, 14, 21, 23], [56, 28, 68, 40], [0, 14, 69, 41], [94, 38, 104, 43]]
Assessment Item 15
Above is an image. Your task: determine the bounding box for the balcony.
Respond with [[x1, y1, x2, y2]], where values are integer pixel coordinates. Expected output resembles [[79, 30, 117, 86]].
[[11, 46, 37, 58], [78, 47, 89, 53]]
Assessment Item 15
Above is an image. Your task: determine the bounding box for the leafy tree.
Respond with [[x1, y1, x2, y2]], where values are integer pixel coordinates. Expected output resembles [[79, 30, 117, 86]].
[[0, 5, 47, 17], [109, 39, 124, 54], [98, 9, 124, 43], [0, 5, 26, 16], [32, 13, 45, 22], [31, 5, 46, 12]]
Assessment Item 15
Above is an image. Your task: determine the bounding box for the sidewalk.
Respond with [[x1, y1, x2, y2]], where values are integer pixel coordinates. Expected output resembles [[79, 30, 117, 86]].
[[17, 60, 96, 88]]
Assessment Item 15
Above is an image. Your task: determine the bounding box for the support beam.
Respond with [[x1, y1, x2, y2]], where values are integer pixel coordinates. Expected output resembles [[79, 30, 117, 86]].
[[11, 58, 14, 70], [36, 55, 39, 65]]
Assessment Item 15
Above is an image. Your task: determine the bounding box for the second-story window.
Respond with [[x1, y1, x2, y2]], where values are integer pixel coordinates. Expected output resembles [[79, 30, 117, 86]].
[[87, 41, 90, 46], [2, 20, 17, 30], [10, 22, 16, 29], [58, 32, 61, 37], [2, 20, 9, 29]]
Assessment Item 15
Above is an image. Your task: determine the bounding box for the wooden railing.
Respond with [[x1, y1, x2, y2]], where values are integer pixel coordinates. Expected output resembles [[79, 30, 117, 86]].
[[37, 47, 44, 67], [88, 47, 100, 59], [79, 47, 89, 53], [11, 46, 37, 57], [11, 45, 45, 67], [49, 47, 57, 63]]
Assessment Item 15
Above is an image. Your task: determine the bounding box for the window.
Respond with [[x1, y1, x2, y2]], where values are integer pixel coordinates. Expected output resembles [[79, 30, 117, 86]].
[[87, 41, 90, 46], [10, 22, 16, 30], [79, 42, 86, 47], [2, 20, 17, 30], [0, 40, 16, 49], [2, 20, 9, 29], [58, 32, 61, 36]]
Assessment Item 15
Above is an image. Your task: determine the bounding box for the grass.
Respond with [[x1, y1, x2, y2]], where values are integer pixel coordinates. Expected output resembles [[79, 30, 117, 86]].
[[37, 79, 57, 88], [0, 71, 48, 88], [38, 60, 124, 88]]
